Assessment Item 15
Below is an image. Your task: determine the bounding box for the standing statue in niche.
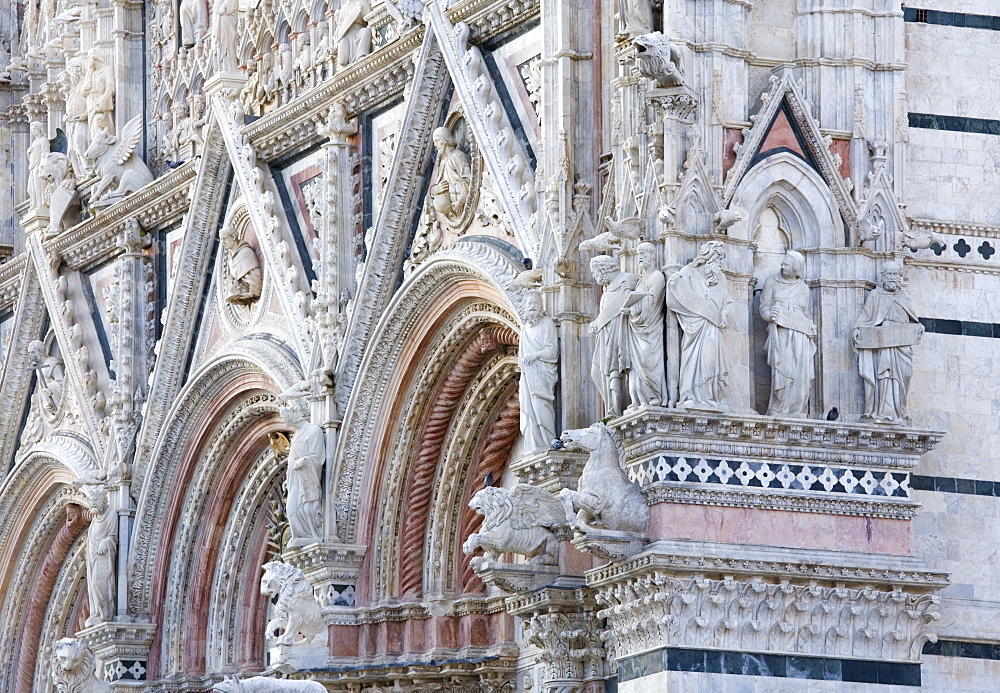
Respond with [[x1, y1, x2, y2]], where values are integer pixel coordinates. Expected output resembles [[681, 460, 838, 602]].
[[624, 242, 667, 408], [50, 638, 112, 692], [519, 290, 559, 453], [220, 226, 263, 304], [760, 250, 816, 417], [213, 0, 239, 70], [278, 391, 324, 547], [430, 126, 473, 224], [180, 0, 208, 46], [26, 121, 50, 211], [82, 51, 115, 140], [852, 260, 923, 424], [334, 0, 372, 68], [667, 241, 733, 411], [589, 255, 637, 417], [77, 478, 118, 624]]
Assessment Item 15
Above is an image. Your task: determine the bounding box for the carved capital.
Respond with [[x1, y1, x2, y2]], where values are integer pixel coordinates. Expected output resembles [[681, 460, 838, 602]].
[[646, 85, 698, 124]]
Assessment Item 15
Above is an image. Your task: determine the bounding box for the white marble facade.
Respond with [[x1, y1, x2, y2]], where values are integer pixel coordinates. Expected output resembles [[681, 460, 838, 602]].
[[0, 0, 999, 691]]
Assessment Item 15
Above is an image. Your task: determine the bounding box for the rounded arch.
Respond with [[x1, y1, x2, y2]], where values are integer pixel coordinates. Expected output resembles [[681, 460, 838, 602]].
[[335, 240, 527, 550], [729, 152, 844, 250], [0, 442, 94, 693], [128, 340, 302, 623]]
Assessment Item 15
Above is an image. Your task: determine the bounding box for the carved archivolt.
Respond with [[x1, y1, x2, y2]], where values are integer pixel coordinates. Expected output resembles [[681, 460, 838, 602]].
[[336, 242, 526, 550]]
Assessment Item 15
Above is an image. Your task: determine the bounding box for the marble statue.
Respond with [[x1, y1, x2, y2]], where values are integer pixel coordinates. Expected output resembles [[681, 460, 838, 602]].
[[760, 250, 816, 417], [50, 638, 111, 693], [213, 675, 326, 692], [220, 226, 263, 304], [278, 393, 324, 546], [463, 484, 570, 567], [277, 42, 293, 91], [29, 339, 65, 418], [852, 260, 923, 424], [634, 33, 684, 88], [558, 423, 648, 534], [624, 242, 667, 408], [295, 33, 313, 85], [39, 152, 78, 237], [61, 58, 90, 177], [84, 116, 154, 203], [667, 240, 733, 411], [430, 126, 473, 224], [189, 94, 207, 154], [618, 0, 653, 37], [169, 100, 191, 160], [213, 0, 239, 70], [82, 51, 115, 140], [26, 121, 50, 210], [519, 290, 559, 453], [589, 255, 637, 417], [260, 561, 328, 646], [83, 481, 117, 623], [180, 0, 208, 46], [334, 0, 372, 68]]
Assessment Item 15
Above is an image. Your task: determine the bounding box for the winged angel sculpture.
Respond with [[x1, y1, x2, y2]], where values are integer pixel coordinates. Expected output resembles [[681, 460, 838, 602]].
[[462, 483, 570, 568], [84, 115, 154, 203]]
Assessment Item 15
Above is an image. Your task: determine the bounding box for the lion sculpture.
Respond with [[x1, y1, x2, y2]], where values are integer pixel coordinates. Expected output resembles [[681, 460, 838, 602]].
[[212, 674, 326, 692], [50, 637, 111, 693], [84, 115, 154, 203], [634, 32, 685, 89], [260, 561, 328, 647], [462, 483, 570, 568]]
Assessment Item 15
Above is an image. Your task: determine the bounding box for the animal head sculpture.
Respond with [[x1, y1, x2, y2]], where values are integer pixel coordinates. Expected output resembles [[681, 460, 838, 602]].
[[84, 128, 117, 161], [260, 560, 301, 598], [51, 638, 108, 693], [633, 32, 684, 89]]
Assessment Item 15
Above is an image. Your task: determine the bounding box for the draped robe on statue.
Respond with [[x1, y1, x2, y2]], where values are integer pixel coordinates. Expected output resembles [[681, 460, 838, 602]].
[[591, 272, 637, 416], [519, 316, 559, 452], [853, 287, 921, 423], [624, 269, 667, 407], [86, 499, 117, 622], [287, 421, 324, 545], [760, 274, 816, 416], [668, 265, 732, 409]]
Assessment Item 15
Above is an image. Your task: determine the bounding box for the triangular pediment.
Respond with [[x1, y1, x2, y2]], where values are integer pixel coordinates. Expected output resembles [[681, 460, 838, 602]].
[[723, 71, 856, 225]]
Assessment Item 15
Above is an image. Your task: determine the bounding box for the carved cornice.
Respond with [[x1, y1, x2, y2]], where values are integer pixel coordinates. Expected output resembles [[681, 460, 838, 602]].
[[613, 408, 943, 468], [0, 255, 28, 310], [315, 650, 518, 691], [511, 449, 588, 493], [588, 540, 947, 663]]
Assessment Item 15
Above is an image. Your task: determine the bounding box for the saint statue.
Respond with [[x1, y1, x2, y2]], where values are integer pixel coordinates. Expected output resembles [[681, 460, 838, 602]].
[[431, 126, 473, 223], [278, 393, 325, 547], [667, 240, 733, 411], [83, 482, 117, 624], [26, 121, 49, 211], [82, 51, 115, 140], [61, 58, 90, 178], [852, 260, 923, 424], [29, 339, 65, 419], [589, 255, 637, 417], [760, 250, 816, 417], [519, 290, 559, 453], [213, 0, 239, 70], [180, 0, 208, 46], [624, 242, 667, 408], [220, 226, 263, 305], [335, 0, 373, 68], [618, 0, 653, 37]]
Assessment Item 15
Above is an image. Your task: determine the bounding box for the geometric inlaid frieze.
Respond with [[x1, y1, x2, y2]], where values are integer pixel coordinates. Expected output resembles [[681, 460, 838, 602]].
[[628, 455, 911, 499]]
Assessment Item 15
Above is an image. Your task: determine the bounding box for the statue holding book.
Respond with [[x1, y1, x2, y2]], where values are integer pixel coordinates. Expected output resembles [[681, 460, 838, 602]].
[[852, 260, 923, 424]]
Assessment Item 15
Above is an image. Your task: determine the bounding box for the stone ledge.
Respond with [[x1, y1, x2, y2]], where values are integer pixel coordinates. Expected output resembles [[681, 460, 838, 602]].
[[612, 408, 944, 469], [586, 539, 950, 590]]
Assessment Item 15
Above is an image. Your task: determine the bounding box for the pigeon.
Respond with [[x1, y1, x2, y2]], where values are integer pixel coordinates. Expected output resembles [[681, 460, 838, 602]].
[[826, 407, 840, 421], [483, 471, 495, 487], [551, 438, 565, 450]]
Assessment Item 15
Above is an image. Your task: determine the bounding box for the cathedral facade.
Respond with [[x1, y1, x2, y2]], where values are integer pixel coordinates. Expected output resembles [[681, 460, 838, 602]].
[[1, 0, 999, 690]]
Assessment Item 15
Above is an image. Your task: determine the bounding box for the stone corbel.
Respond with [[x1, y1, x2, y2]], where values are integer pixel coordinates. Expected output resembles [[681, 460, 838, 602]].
[[76, 621, 156, 687], [283, 542, 366, 611], [508, 586, 606, 693]]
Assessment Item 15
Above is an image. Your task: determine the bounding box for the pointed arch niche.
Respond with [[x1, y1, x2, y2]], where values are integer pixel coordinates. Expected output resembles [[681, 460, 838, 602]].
[[731, 152, 842, 415]]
